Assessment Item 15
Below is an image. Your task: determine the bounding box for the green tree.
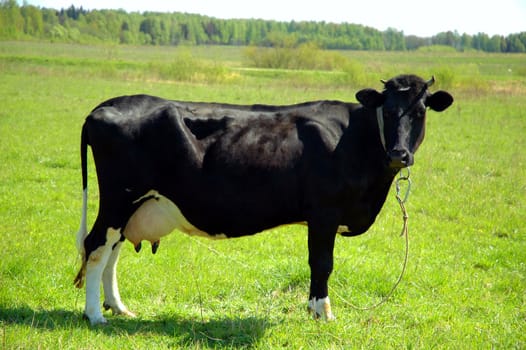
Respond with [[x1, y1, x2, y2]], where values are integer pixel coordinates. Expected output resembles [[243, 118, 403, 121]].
[[507, 34, 526, 52], [21, 5, 43, 36], [487, 35, 503, 52], [473, 33, 490, 51], [2, 3, 525, 52], [140, 16, 168, 44], [460, 33, 472, 51], [383, 28, 405, 50], [184, 16, 207, 44], [0, 0, 24, 38]]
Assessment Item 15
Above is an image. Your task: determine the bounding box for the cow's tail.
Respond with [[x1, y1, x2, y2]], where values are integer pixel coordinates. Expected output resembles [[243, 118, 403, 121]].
[[76, 122, 89, 264], [74, 121, 89, 288]]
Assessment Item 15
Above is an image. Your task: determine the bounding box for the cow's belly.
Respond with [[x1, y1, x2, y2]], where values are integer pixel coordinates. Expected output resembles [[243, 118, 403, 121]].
[[123, 190, 225, 246]]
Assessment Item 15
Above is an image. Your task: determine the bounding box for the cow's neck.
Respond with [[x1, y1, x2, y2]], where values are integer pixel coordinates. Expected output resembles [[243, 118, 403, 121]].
[[340, 109, 396, 181], [336, 110, 399, 221]]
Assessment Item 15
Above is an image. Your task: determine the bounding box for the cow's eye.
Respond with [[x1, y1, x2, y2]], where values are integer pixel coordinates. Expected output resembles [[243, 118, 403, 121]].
[[383, 108, 398, 119]]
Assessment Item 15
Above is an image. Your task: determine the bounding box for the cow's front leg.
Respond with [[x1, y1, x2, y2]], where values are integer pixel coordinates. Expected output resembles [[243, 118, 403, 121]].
[[84, 227, 122, 325], [307, 225, 337, 321], [102, 240, 136, 318]]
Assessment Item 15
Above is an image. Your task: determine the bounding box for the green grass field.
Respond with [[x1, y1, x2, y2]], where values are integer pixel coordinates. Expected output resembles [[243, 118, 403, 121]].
[[0, 41, 525, 349]]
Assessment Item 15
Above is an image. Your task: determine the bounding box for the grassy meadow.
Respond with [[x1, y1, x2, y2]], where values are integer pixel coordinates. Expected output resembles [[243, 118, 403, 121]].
[[0, 41, 525, 349]]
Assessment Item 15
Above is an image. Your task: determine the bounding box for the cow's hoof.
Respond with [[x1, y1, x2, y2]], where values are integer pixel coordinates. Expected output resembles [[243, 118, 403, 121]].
[[103, 302, 137, 318], [308, 297, 336, 321], [83, 312, 108, 326], [118, 309, 137, 318], [134, 242, 142, 253]]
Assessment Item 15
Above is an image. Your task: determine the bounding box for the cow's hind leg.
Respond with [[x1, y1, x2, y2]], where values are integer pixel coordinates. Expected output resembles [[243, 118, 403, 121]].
[[307, 221, 337, 321], [102, 239, 136, 318], [82, 226, 122, 325]]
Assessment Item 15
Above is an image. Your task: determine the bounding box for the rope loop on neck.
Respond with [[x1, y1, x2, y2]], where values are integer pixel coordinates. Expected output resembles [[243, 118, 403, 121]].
[[333, 168, 411, 311], [376, 107, 386, 151]]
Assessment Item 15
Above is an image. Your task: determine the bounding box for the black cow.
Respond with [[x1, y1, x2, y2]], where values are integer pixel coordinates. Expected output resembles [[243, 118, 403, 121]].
[[74, 74, 453, 325]]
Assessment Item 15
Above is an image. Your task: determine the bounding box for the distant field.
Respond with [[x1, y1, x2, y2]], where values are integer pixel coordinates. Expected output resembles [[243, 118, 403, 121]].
[[0, 41, 525, 349]]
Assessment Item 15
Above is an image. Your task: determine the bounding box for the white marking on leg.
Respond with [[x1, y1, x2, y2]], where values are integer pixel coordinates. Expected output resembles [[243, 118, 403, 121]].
[[102, 241, 136, 318], [308, 297, 336, 321], [84, 227, 121, 325]]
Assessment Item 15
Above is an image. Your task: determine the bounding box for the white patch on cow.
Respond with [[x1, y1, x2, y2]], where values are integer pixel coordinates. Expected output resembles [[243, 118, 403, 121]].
[[76, 188, 88, 257], [84, 227, 121, 325], [102, 241, 136, 318], [308, 297, 336, 321], [124, 190, 226, 246]]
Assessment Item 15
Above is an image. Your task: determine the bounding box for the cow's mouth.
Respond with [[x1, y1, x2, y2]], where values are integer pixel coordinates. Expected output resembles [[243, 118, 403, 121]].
[[387, 150, 413, 169], [389, 159, 410, 169]]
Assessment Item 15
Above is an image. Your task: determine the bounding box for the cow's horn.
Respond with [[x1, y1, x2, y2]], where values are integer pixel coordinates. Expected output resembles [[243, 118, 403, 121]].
[[381, 79, 388, 85], [426, 76, 435, 87]]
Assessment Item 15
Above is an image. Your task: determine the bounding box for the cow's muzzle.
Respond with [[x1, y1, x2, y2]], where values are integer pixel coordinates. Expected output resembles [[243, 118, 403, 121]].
[[388, 149, 413, 169]]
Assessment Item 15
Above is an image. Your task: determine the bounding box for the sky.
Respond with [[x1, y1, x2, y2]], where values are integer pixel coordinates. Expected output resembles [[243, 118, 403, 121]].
[[24, 0, 526, 37]]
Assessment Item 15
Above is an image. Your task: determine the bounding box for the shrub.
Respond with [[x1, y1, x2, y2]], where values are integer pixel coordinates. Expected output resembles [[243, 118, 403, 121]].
[[338, 59, 367, 86], [416, 45, 458, 53], [151, 51, 231, 83], [434, 66, 455, 89], [244, 43, 358, 72]]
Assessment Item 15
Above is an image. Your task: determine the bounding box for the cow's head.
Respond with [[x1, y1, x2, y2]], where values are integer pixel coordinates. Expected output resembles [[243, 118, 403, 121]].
[[356, 74, 453, 169]]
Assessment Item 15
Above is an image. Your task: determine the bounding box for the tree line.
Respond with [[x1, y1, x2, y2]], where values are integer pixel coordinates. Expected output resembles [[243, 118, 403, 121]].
[[1, 1, 525, 53]]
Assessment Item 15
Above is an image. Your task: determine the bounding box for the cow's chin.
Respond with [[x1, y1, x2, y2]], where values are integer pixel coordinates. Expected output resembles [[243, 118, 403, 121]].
[[389, 160, 409, 169], [388, 157, 414, 170]]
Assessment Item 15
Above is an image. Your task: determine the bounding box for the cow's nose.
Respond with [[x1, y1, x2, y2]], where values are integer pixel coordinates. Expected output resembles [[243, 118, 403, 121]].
[[388, 149, 412, 168]]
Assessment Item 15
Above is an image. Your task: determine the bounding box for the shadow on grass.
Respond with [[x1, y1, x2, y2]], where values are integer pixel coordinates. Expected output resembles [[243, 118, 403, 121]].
[[0, 305, 273, 348]]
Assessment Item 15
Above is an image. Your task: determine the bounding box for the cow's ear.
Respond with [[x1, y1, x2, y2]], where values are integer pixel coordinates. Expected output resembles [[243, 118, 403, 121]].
[[426, 90, 454, 112], [356, 89, 385, 108]]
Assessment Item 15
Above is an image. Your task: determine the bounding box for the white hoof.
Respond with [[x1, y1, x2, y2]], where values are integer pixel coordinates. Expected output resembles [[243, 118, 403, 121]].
[[119, 309, 137, 318], [84, 312, 108, 326], [308, 297, 336, 321], [103, 302, 137, 318]]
